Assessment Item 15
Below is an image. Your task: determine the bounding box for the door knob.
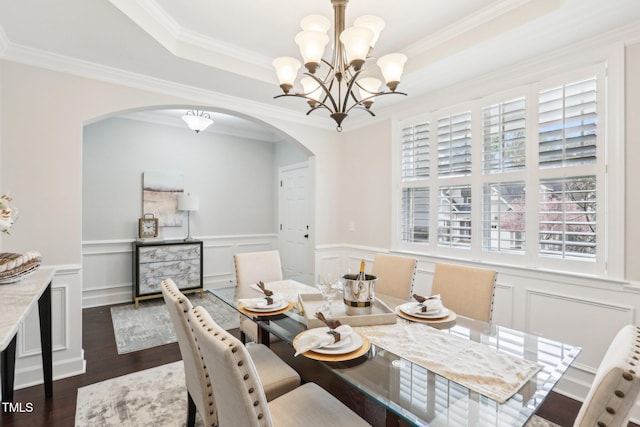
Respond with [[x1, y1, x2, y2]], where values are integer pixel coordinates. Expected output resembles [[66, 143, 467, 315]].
[[304, 234, 309, 239]]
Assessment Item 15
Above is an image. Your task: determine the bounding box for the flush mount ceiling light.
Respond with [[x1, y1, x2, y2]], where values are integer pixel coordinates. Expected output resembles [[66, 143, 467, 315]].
[[182, 110, 213, 133], [272, 0, 407, 132]]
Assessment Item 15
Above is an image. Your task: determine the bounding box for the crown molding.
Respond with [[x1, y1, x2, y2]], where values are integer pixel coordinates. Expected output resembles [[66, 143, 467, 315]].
[[109, 0, 273, 83], [404, 0, 533, 57], [0, 39, 333, 132]]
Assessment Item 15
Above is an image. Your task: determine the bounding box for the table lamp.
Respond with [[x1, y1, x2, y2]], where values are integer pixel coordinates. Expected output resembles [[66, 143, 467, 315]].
[[177, 192, 199, 241]]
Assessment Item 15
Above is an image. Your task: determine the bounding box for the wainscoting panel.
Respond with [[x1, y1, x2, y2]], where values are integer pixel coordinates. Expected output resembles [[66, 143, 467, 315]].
[[15, 265, 86, 391], [20, 284, 67, 356], [82, 235, 278, 307], [526, 289, 635, 369]]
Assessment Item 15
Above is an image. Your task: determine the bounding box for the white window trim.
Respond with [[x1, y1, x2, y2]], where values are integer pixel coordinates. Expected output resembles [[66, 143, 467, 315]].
[[392, 44, 625, 280]]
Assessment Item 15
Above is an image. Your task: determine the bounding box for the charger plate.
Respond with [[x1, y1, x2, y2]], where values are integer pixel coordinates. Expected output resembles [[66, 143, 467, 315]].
[[293, 332, 371, 362], [395, 306, 457, 324], [238, 301, 294, 317]]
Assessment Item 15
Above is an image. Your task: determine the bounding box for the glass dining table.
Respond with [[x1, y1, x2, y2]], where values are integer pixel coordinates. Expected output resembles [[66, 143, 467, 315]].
[[209, 284, 581, 427]]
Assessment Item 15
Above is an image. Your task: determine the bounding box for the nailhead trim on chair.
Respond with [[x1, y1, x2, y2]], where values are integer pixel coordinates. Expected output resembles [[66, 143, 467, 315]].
[[191, 306, 270, 425], [162, 280, 218, 427]]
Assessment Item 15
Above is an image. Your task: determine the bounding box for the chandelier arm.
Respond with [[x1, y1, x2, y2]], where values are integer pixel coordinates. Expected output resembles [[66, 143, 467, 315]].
[[344, 90, 408, 115], [273, 93, 336, 115], [304, 72, 340, 112], [341, 69, 363, 113]]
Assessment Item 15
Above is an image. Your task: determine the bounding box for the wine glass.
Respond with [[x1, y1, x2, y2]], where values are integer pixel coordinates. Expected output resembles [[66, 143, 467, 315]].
[[316, 273, 332, 312], [325, 279, 339, 316]]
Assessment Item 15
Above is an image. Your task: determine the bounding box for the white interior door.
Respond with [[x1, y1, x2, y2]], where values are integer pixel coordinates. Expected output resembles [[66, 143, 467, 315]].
[[279, 163, 312, 284]]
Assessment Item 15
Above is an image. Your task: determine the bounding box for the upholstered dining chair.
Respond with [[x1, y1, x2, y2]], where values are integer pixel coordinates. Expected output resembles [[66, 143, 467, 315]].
[[234, 250, 284, 343], [371, 253, 418, 301], [430, 263, 497, 322], [527, 324, 640, 427], [188, 305, 371, 427], [161, 279, 301, 427]]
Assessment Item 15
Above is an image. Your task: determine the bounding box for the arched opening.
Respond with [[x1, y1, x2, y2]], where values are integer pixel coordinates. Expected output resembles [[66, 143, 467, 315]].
[[81, 105, 315, 306]]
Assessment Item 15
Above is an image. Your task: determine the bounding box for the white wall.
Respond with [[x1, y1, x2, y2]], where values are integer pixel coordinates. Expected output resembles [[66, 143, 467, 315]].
[[83, 117, 282, 240]]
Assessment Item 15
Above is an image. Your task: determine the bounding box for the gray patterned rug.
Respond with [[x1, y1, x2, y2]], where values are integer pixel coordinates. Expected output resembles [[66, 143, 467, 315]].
[[110, 292, 239, 354], [75, 361, 202, 427]]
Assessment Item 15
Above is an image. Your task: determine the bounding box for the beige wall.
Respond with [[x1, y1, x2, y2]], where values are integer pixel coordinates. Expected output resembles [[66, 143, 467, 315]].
[[626, 43, 640, 282], [339, 119, 393, 249]]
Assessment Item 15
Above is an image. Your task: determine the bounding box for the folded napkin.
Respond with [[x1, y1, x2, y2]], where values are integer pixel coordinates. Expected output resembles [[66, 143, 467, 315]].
[[256, 281, 274, 305], [294, 324, 353, 356], [412, 293, 444, 313]]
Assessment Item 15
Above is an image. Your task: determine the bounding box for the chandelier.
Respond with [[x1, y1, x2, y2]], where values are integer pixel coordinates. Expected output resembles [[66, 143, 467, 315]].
[[272, 0, 407, 131], [182, 110, 213, 133]]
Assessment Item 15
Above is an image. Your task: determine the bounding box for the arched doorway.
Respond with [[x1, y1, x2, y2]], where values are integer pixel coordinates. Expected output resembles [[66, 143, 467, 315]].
[[81, 105, 315, 307]]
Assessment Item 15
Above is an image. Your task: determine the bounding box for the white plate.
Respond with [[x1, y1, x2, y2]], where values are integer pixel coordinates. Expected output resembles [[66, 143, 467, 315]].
[[243, 299, 287, 311], [399, 302, 450, 319], [300, 328, 364, 355]]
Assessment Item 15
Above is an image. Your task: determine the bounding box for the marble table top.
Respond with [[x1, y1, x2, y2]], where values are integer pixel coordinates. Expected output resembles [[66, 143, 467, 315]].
[[0, 267, 55, 351]]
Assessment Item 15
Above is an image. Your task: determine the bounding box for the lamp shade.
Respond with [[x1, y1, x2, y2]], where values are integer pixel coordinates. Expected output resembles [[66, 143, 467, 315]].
[[178, 193, 200, 211], [272, 57, 301, 92], [339, 26, 374, 66], [377, 53, 407, 89], [300, 15, 331, 33], [354, 15, 385, 48], [182, 111, 213, 133]]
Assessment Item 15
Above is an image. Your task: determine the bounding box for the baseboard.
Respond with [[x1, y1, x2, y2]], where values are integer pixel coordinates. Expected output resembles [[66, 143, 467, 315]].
[[14, 350, 86, 390]]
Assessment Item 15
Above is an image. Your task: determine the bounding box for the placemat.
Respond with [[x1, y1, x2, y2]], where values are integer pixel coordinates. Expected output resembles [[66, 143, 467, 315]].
[[353, 320, 541, 403], [238, 301, 295, 317], [293, 333, 371, 362]]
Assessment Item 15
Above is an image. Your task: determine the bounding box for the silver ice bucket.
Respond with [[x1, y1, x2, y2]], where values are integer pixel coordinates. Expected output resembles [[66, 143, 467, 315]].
[[342, 273, 378, 315]]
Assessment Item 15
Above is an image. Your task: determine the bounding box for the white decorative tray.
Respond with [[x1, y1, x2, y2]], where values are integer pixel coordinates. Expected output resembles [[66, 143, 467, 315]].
[[298, 293, 397, 328]]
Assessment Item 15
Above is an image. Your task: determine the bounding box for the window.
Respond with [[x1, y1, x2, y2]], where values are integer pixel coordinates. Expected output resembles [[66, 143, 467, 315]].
[[397, 67, 606, 274]]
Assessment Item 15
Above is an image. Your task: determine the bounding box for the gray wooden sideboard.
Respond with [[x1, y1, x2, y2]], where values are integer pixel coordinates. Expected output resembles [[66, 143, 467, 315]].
[[132, 240, 203, 308]]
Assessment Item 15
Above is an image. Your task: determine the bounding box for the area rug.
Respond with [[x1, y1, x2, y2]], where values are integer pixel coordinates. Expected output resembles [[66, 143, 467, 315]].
[[111, 292, 239, 354], [75, 361, 203, 427]]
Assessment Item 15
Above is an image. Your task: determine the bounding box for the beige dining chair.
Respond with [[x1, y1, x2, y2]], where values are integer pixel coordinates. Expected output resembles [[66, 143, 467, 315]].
[[234, 250, 284, 343], [188, 305, 371, 427], [161, 279, 301, 427], [430, 263, 497, 322], [371, 253, 418, 301], [528, 324, 640, 427]]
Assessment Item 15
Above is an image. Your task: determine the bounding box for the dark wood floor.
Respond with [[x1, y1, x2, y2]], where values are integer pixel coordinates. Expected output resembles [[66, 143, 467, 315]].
[[0, 304, 628, 427]]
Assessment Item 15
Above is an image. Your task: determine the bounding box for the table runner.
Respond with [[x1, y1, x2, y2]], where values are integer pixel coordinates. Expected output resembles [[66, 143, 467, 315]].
[[353, 320, 542, 403]]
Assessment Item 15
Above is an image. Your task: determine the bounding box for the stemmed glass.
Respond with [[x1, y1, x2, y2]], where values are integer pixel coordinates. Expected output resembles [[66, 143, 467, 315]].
[[324, 278, 339, 316], [316, 273, 332, 312]]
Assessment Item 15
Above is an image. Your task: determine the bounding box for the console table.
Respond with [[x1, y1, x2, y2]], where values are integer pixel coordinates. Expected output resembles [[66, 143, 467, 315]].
[[132, 240, 203, 308], [0, 267, 54, 403]]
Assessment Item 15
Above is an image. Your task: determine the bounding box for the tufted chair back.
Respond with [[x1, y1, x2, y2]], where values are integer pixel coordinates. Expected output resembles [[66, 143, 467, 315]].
[[371, 253, 418, 300], [189, 305, 273, 427], [430, 263, 497, 322], [573, 324, 640, 427], [161, 279, 216, 427]]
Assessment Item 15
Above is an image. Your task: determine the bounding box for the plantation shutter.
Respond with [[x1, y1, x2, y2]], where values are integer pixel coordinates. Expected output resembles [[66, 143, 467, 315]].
[[401, 122, 430, 181], [482, 98, 526, 173], [538, 78, 597, 168], [437, 112, 472, 176]]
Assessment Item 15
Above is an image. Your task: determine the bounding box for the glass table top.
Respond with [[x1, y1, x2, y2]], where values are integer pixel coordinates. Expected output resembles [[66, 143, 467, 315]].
[[209, 286, 580, 426]]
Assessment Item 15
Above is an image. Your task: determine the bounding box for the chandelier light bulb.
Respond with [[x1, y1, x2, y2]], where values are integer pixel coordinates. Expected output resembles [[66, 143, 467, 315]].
[[272, 57, 301, 93], [339, 26, 374, 71], [377, 53, 407, 91], [300, 15, 331, 33], [301, 76, 323, 107], [295, 30, 329, 73], [353, 15, 385, 49], [356, 77, 382, 108]]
